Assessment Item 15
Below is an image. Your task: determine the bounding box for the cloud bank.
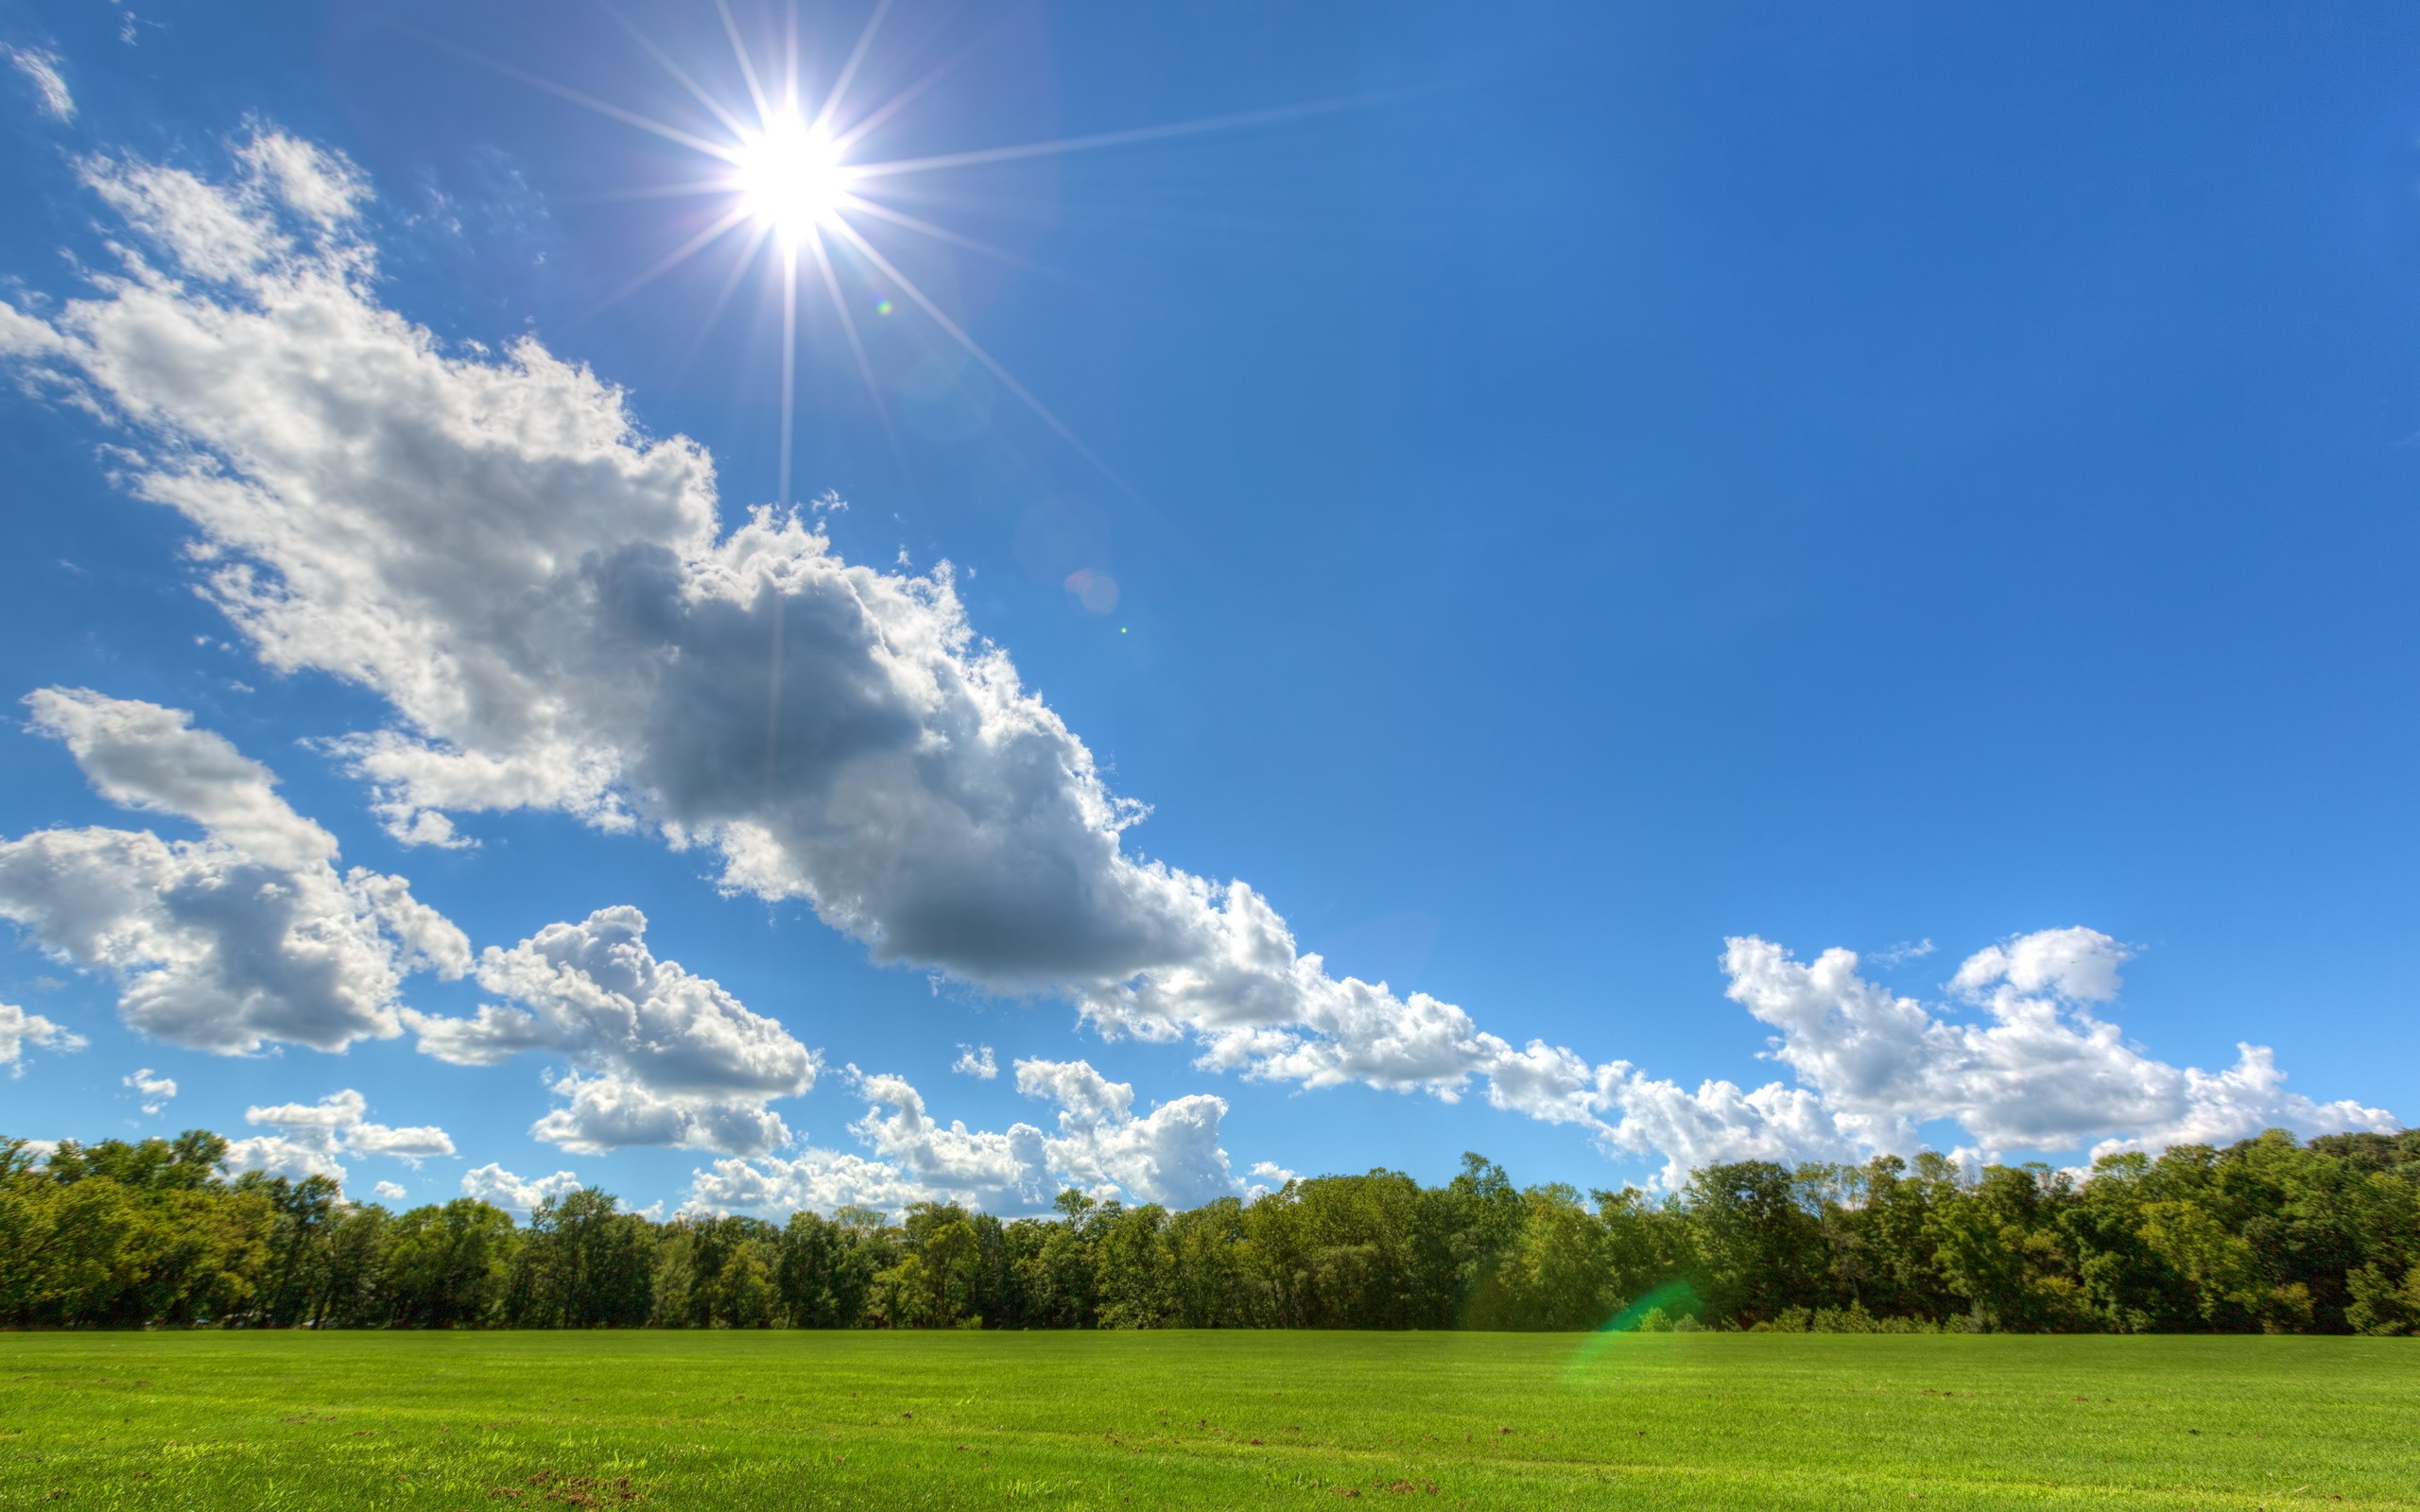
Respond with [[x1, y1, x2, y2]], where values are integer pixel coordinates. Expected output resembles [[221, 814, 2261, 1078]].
[[1726, 932, 2397, 1167], [690, 1056, 1238, 1212]]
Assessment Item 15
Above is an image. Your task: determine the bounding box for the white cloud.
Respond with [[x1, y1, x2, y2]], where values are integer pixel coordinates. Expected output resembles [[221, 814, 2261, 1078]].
[[951, 1042, 996, 1078], [1950, 926, 2129, 1005], [122, 1065, 176, 1112], [691, 1058, 1240, 1214], [1597, 1070, 1865, 1191], [1013, 1057, 1236, 1208], [687, 1143, 942, 1215], [0, 690, 471, 1054], [220, 1087, 454, 1185], [0, 1002, 83, 1073], [0, 131, 2395, 1190], [6, 47, 72, 121], [844, 1068, 1048, 1204], [1724, 931, 2397, 1162], [372, 1179, 406, 1202], [461, 1161, 581, 1212], [1245, 1160, 1297, 1201], [406, 904, 813, 1157]]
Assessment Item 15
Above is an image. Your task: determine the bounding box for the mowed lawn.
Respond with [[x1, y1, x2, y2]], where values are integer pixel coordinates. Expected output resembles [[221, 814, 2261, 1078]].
[[0, 1332, 2414, 1510]]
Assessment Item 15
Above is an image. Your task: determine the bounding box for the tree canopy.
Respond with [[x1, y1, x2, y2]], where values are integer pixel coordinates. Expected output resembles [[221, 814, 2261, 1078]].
[[7, 1128, 2418, 1333]]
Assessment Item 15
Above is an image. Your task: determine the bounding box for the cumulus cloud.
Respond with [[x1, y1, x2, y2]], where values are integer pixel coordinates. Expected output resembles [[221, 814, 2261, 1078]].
[[6, 47, 72, 121], [0, 130, 2394, 1188], [372, 1179, 406, 1202], [952, 1042, 996, 1078], [690, 1057, 1239, 1213], [0, 1002, 83, 1071], [0, 689, 471, 1054], [461, 1161, 582, 1212], [838, 1068, 1049, 1205], [123, 1065, 176, 1113], [406, 905, 813, 1157], [686, 1143, 944, 1216], [1724, 930, 2397, 1163], [1014, 1057, 1237, 1208], [220, 1088, 454, 1185], [1949, 926, 2129, 1005]]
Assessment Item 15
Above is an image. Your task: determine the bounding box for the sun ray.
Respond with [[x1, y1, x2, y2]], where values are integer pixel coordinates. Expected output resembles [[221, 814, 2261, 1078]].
[[824, 215, 1130, 494], [581, 205, 755, 324], [673, 219, 777, 383], [848, 95, 1359, 180], [782, 1, 803, 118], [811, 0, 896, 139], [595, 0, 754, 141], [553, 179, 742, 208], [777, 242, 800, 507], [837, 194, 1070, 283], [715, 0, 775, 128], [403, 26, 738, 163], [804, 230, 912, 490], [827, 13, 1017, 156]]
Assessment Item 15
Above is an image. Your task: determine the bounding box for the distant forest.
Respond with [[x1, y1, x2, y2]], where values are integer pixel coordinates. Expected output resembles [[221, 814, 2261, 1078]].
[[7, 1128, 2420, 1334]]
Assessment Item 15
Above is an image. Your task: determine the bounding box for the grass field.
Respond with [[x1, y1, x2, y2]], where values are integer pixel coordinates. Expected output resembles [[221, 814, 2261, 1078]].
[[0, 1332, 2413, 1510]]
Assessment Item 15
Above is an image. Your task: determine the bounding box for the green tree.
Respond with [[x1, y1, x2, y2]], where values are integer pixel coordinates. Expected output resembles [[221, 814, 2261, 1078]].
[[384, 1200, 517, 1328], [1684, 1161, 1828, 1327]]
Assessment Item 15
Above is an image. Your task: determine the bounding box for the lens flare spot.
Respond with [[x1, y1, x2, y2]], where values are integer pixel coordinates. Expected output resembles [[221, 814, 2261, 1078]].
[[874, 298, 894, 316], [1063, 567, 1119, 614]]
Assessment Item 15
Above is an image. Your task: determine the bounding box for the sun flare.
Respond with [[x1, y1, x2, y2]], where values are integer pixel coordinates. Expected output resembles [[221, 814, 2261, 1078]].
[[732, 112, 850, 244], [451, 3, 1336, 505]]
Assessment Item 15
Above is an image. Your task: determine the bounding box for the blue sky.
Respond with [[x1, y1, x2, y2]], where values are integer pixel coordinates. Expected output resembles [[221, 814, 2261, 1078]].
[[0, 0, 2413, 1216]]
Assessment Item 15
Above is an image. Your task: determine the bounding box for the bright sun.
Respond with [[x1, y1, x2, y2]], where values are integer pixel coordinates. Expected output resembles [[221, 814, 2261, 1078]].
[[486, 3, 1307, 505], [732, 113, 849, 244]]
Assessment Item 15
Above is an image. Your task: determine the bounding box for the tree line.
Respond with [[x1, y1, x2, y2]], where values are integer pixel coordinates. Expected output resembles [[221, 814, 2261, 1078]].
[[7, 1126, 2420, 1333]]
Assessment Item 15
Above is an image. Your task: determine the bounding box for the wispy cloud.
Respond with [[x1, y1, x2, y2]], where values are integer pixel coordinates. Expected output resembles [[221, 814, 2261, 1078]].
[[1870, 937, 1934, 969], [6, 47, 73, 122]]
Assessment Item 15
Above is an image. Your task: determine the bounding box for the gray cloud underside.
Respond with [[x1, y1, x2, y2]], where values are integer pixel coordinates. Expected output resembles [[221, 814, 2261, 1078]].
[[0, 688, 469, 1053], [408, 904, 819, 1157]]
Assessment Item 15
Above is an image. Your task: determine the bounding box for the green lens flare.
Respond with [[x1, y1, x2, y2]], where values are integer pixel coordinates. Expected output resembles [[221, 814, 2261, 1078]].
[[1564, 1280, 1704, 1380]]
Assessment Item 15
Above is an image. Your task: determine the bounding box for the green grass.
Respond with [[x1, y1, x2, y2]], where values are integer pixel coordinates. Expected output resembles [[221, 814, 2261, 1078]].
[[0, 1332, 2413, 1510]]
